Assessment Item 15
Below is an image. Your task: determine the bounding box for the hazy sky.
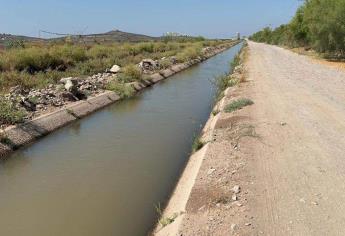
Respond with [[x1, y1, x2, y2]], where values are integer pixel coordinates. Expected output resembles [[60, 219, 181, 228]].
[[0, 0, 303, 38]]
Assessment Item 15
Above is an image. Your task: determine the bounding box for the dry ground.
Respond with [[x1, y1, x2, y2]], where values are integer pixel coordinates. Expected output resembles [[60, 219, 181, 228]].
[[177, 41, 345, 236]]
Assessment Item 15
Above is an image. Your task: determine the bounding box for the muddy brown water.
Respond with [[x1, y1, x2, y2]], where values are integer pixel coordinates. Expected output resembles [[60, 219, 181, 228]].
[[0, 43, 242, 236]]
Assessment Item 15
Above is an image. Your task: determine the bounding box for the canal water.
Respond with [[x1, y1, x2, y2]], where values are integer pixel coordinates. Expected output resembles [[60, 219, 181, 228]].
[[0, 43, 242, 236]]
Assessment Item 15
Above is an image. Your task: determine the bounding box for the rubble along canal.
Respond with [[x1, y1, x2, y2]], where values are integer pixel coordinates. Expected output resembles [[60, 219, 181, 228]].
[[0, 43, 242, 236]]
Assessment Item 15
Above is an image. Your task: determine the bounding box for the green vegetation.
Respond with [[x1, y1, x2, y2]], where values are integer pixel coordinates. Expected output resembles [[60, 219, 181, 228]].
[[154, 203, 178, 228], [0, 96, 26, 125], [213, 45, 245, 102], [0, 39, 233, 93], [106, 81, 135, 99], [250, 0, 345, 58], [192, 135, 205, 152], [0, 135, 12, 146], [225, 98, 254, 113], [176, 45, 203, 62]]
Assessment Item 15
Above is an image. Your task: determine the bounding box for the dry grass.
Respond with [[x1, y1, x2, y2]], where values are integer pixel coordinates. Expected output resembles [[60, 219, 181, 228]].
[[225, 98, 254, 113], [290, 47, 345, 73], [0, 40, 234, 93]]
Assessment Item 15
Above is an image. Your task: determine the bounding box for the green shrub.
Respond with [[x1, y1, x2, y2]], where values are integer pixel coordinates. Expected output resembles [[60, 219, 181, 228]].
[[228, 78, 239, 87], [214, 74, 229, 96], [176, 45, 202, 62], [192, 135, 205, 152], [161, 60, 173, 69], [153, 42, 167, 52], [106, 81, 135, 98], [118, 64, 142, 82], [0, 97, 26, 125], [225, 98, 254, 113], [87, 45, 111, 59], [136, 42, 154, 53]]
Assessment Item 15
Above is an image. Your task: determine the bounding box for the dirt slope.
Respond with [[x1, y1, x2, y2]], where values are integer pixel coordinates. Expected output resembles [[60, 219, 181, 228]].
[[176, 41, 345, 236]]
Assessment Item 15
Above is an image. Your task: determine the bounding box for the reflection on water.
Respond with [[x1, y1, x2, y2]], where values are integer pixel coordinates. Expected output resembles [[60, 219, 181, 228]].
[[0, 43, 242, 236]]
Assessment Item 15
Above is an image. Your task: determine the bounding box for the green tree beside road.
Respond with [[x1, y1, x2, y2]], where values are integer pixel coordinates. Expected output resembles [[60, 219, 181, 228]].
[[250, 0, 345, 58]]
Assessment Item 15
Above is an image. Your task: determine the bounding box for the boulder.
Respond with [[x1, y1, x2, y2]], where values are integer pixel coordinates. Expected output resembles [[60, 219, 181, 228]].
[[170, 56, 177, 64], [109, 65, 121, 73], [139, 59, 159, 72], [20, 98, 36, 111], [60, 92, 78, 102], [60, 77, 78, 92]]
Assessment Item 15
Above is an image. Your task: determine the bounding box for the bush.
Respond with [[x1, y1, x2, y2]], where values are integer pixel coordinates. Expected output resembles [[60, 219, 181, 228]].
[[117, 64, 142, 82], [136, 42, 154, 53], [192, 135, 204, 152], [159, 59, 172, 69], [176, 45, 202, 62], [225, 98, 254, 113], [0, 97, 26, 125], [106, 81, 135, 98]]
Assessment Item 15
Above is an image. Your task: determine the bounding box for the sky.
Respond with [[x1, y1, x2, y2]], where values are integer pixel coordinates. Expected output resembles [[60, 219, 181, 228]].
[[0, 0, 303, 39]]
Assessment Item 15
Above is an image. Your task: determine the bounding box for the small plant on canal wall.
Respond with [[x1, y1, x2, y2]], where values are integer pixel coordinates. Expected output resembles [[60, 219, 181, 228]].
[[154, 203, 179, 228], [225, 98, 254, 113], [192, 134, 205, 152], [106, 81, 135, 99]]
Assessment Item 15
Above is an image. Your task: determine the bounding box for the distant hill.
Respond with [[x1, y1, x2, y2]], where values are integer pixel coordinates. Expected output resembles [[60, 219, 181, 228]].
[[0, 30, 158, 48], [0, 33, 43, 48], [77, 30, 159, 42]]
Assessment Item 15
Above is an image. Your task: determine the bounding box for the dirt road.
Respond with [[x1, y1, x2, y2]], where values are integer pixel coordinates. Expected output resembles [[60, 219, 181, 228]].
[[245, 41, 345, 235], [158, 41, 345, 236]]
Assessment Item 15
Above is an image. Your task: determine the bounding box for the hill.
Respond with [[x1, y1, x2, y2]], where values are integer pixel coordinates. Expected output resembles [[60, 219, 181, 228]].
[[0, 30, 158, 48]]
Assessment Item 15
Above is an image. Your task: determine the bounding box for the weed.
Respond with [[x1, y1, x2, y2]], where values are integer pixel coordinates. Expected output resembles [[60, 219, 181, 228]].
[[0, 97, 26, 125], [225, 98, 254, 113], [192, 135, 205, 152], [230, 54, 241, 74], [106, 81, 135, 98], [117, 64, 142, 82], [212, 110, 219, 116], [154, 203, 178, 228], [176, 45, 202, 62], [159, 59, 172, 69], [228, 78, 239, 87]]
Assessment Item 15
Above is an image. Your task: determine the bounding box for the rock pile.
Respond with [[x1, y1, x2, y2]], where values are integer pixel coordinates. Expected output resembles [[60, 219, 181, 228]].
[[138, 59, 160, 73], [4, 73, 115, 114]]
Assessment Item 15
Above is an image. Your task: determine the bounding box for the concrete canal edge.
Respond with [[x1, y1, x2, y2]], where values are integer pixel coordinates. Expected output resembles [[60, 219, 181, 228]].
[[153, 93, 227, 236], [153, 44, 246, 235], [0, 43, 239, 159]]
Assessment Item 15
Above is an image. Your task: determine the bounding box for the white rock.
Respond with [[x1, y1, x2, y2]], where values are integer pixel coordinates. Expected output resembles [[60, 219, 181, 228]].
[[232, 185, 241, 194], [231, 224, 238, 231], [60, 77, 73, 84], [64, 79, 74, 92], [207, 168, 216, 175], [110, 65, 121, 73]]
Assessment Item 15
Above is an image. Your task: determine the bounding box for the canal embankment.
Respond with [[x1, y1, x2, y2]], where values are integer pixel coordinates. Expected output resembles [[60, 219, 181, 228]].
[[154, 42, 256, 236], [0, 42, 240, 159]]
